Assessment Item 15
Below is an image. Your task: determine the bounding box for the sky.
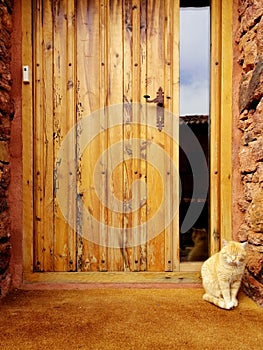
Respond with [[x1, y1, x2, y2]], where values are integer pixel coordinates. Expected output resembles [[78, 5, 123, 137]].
[[180, 7, 210, 116]]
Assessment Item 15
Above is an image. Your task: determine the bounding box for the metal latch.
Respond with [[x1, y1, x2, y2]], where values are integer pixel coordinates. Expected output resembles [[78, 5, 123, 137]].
[[144, 87, 164, 132]]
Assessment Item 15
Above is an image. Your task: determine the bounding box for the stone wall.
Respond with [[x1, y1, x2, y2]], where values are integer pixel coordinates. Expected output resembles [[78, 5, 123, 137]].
[[0, 0, 13, 298], [236, 0, 263, 306]]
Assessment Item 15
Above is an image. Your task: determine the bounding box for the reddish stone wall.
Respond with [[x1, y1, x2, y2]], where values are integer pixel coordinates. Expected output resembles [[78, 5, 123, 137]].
[[0, 0, 14, 297], [236, 0, 263, 306]]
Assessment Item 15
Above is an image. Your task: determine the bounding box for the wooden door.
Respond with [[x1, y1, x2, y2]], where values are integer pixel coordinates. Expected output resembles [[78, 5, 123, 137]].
[[33, 0, 180, 273]]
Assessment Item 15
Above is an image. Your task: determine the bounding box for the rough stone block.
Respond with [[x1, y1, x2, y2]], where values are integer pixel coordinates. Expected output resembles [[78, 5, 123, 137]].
[[239, 58, 263, 113], [0, 165, 10, 188], [248, 232, 263, 246], [0, 241, 11, 273], [239, 109, 254, 131], [242, 269, 263, 307], [0, 4, 13, 33], [255, 162, 263, 184], [238, 198, 250, 213], [0, 272, 11, 298], [246, 249, 262, 277], [0, 211, 10, 239], [256, 17, 263, 54], [242, 130, 257, 145], [251, 137, 263, 162], [239, 28, 257, 72], [0, 115, 11, 141], [0, 90, 14, 116], [237, 223, 251, 241], [0, 141, 9, 163], [248, 190, 263, 232], [240, 1, 263, 33], [239, 146, 257, 173], [0, 197, 8, 214]]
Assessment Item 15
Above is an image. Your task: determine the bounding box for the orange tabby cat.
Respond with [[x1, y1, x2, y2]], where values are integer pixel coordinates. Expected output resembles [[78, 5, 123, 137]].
[[201, 240, 247, 310]]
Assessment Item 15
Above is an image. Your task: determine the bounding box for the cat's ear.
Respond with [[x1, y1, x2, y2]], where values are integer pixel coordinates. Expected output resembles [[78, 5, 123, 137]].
[[222, 239, 229, 247]]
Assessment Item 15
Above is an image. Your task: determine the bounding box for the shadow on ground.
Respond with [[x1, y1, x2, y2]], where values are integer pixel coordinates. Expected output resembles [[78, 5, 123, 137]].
[[0, 288, 262, 350]]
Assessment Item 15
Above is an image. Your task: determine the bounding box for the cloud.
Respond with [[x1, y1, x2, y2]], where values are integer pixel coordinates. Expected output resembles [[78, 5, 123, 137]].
[[180, 7, 210, 115], [180, 79, 210, 116]]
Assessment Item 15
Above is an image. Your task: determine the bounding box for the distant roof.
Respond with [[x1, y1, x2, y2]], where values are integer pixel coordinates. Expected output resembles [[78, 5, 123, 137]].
[[180, 0, 210, 7], [179, 115, 208, 124]]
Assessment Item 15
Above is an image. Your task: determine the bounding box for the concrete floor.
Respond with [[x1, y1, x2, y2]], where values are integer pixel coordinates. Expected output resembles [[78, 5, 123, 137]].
[[0, 288, 262, 350]]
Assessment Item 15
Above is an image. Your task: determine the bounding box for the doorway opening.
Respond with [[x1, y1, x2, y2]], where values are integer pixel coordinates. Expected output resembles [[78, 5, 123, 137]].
[[179, 1, 210, 262]]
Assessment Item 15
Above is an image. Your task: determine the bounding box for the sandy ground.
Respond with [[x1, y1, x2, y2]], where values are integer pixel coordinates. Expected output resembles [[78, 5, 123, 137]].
[[0, 288, 262, 350]]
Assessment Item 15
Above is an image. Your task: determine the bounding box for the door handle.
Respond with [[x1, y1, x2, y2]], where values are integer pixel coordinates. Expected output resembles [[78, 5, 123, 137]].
[[144, 87, 164, 132]]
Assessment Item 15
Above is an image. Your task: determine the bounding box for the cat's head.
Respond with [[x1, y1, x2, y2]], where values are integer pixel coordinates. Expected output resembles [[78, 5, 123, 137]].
[[221, 240, 247, 266], [192, 228, 207, 244]]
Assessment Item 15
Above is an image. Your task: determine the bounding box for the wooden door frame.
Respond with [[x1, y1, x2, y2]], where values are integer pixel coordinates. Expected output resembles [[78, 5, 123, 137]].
[[22, 0, 232, 284]]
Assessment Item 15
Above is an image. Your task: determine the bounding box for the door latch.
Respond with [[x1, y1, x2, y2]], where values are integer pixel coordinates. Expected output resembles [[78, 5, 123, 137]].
[[144, 87, 164, 132]]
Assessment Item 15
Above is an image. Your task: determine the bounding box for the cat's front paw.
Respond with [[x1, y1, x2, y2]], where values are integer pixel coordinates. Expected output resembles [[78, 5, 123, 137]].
[[225, 301, 234, 310], [232, 298, 238, 307]]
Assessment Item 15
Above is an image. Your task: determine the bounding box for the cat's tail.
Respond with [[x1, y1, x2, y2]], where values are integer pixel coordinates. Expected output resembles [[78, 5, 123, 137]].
[[202, 293, 234, 310]]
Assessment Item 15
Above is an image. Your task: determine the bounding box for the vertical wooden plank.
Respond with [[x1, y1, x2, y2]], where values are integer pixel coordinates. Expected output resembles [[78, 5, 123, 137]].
[[220, 0, 232, 243], [53, 0, 67, 271], [22, 0, 33, 273], [99, 0, 109, 271], [172, 0, 180, 271], [210, 0, 221, 255], [123, 0, 149, 272], [139, 0, 148, 271], [106, 0, 125, 271], [123, 0, 133, 271], [99, 0, 108, 271], [131, 1, 141, 268], [66, 0, 77, 271], [33, 0, 45, 271], [164, 0, 180, 272], [146, 0, 166, 271], [164, 0, 173, 272], [76, 0, 101, 272], [131, 0, 148, 272], [41, 0, 55, 272], [53, 0, 74, 271], [75, 0, 86, 271]]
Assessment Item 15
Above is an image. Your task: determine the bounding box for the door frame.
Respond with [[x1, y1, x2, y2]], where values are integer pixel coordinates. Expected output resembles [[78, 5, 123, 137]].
[[22, 0, 233, 284]]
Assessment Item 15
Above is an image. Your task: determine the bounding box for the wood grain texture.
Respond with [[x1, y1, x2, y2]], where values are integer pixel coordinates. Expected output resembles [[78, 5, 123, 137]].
[[29, 0, 217, 275], [31, 0, 182, 273], [42, 0, 55, 272], [210, 0, 233, 251], [220, 0, 232, 242], [210, 0, 221, 255], [33, 0, 45, 271], [23, 271, 202, 284], [22, 0, 34, 273], [98, 0, 108, 271], [76, 0, 101, 272], [171, 0, 180, 271], [65, 0, 77, 271], [53, 0, 74, 272]]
